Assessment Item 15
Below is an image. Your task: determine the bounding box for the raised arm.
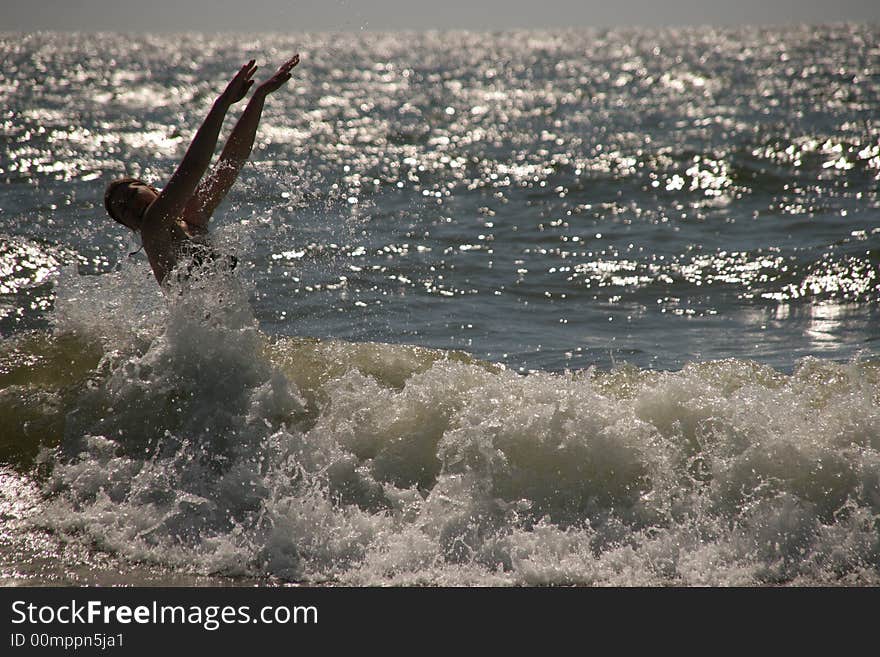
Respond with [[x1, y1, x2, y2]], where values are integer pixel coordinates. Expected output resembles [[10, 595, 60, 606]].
[[144, 60, 258, 227], [183, 55, 300, 227]]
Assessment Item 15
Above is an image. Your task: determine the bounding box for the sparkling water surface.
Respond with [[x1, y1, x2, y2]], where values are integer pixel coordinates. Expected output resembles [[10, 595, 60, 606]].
[[1, 26, 879, 586], [2, 26, 878, 371]]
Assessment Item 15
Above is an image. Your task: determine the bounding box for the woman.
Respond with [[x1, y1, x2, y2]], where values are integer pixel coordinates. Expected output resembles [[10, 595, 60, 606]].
[[104, 54, 300, 286]]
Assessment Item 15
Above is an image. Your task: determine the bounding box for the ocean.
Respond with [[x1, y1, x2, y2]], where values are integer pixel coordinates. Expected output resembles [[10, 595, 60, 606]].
[[1, 25, 879, 586]]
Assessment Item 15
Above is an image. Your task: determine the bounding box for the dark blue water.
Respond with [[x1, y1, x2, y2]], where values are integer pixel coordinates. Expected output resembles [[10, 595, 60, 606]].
[[1, 26, 879, 586], [2, 26, 879, 372]]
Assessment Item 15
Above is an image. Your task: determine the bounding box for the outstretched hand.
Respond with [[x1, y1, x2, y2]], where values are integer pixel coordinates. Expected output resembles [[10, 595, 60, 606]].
[[221, 60, 258, 105], [257, 54, 300, 96]]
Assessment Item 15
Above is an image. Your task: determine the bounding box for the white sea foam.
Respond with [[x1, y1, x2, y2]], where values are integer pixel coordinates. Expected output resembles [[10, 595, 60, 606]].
[[26, 264, 880, 585]]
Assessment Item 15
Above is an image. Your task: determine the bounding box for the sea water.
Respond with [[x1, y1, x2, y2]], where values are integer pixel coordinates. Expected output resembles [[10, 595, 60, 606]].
[[1, 26, 879, 585]]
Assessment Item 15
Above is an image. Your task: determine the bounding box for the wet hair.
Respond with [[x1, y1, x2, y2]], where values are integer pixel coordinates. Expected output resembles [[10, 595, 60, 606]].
[[104, 177, 158, 225], [105, 177, 139, 223]]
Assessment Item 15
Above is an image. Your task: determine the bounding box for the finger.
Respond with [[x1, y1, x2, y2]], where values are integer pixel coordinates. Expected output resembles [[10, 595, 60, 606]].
[[238, 60, 256, 78]]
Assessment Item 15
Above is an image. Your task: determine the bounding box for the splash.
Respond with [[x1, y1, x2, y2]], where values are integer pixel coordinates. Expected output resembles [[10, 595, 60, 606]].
[[4, 259, 879, 585]]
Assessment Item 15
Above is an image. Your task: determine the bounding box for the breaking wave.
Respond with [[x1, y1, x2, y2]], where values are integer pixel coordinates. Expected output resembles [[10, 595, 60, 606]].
[[2, 260, 879, 586]]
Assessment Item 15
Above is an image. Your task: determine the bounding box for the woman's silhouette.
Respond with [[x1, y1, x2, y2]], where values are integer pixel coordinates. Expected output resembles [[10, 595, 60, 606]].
[[104, 54, 300, 285]]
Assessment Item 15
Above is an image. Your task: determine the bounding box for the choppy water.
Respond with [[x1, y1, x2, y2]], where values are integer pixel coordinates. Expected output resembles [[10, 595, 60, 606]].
[[1, 26, 879, 585]]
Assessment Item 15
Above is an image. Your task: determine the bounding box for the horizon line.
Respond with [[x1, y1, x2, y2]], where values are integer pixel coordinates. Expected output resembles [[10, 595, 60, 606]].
[[2, 19, 876, 37]]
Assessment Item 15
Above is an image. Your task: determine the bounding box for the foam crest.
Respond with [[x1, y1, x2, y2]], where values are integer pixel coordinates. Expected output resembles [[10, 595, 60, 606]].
[[17, 268, 880, 584]]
